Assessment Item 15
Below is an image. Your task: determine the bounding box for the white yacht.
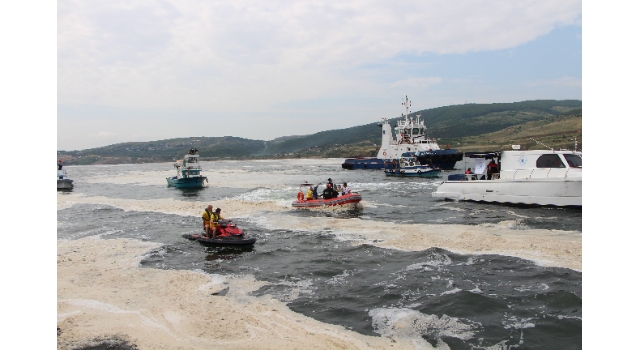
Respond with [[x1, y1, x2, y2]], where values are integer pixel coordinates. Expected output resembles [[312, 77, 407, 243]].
[[432, 149, 582, 207]]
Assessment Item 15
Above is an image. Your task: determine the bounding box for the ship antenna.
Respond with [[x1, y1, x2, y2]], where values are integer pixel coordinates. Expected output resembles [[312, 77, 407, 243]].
[[530, 138, 553, 150]]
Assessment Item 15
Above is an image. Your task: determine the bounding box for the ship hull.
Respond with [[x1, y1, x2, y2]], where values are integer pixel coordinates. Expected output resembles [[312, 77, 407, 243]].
[[166, 176, 207, 188]]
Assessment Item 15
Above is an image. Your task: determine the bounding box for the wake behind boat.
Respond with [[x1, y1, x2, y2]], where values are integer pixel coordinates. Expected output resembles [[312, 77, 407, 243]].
[[432, 148, 582, 207], [167, 148, 208, 188]]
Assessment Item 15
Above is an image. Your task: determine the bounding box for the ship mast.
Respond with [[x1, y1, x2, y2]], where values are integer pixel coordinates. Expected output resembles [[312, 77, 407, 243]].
[[402, 95, 411, 122]]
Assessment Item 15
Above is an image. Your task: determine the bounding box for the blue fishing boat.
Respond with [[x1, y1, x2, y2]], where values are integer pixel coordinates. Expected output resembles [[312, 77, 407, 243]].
[[383, 153, 441, 178], [166, 149, 208, 188]]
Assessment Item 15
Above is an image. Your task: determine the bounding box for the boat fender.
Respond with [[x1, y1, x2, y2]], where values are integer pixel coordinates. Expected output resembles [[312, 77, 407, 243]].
[[297, 191, 304, 201]]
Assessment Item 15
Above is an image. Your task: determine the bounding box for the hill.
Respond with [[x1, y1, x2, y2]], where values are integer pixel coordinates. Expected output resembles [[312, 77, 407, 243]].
[[57, 100, 582, 165]]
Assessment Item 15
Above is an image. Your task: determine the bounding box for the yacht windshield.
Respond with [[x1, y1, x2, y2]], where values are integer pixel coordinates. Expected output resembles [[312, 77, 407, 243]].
[[563, 154, 582, 167], [536, 154, 566, 168]]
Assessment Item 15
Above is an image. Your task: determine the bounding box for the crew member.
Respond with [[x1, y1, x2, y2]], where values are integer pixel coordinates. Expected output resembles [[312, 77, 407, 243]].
[[341, 182, 351, 195], [327, 178, 335, 189], [322, 184, 336, 199], [202, 205, 214, 236], [306, 186, 314, 200], [312, 183, 321, 199], [487, 160, 499, 180], [210, 208, 225, 237]]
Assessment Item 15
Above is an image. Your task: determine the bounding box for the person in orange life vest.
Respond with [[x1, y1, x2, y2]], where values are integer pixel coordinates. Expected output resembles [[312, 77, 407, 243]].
[[202, 205, 214, 237], [210, 208, 225, 237]]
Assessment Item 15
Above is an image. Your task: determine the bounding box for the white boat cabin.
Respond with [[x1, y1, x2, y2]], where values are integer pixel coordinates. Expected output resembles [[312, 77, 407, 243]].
[[174, 154, 203, 178], [463, 150, 582, 181]]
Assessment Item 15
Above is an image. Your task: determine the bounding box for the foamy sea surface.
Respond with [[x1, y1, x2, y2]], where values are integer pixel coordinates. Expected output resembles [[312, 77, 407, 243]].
[[57, 158, 581, 349]]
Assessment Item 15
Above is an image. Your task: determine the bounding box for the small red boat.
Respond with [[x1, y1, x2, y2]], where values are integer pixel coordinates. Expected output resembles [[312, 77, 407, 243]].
[[182, 220, 256, 246], [292, 183, 362, 208]]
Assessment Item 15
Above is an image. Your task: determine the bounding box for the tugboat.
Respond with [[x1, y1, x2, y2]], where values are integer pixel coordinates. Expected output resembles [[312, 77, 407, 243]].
[[166, 148, 208, 188], [57, 160, 73, 190], [384, 153, 441, 178], [341, 96, 462, 170]]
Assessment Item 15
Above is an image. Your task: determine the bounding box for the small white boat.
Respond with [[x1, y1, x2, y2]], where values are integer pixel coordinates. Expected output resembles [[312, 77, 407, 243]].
[[432, 149, 582, 207], [57, 162, 73, 190], [383, 153, 441, 178]]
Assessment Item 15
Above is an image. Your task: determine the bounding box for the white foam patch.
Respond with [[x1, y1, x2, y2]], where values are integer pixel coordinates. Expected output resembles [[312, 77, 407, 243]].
[[441, 288, 462, 296], [369, 308, 476, 343], [271, 278, 315, 302], [480, 220, 530, 230], [60, 299, 173, 333], [326, 270, 351, 285], [503, 316, 536, 330]]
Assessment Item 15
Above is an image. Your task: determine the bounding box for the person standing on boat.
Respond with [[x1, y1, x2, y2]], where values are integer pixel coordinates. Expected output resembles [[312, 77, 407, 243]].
[[342, 182, 351, 195], [487, 160, 499, 180], [210, 208, 225, 237], [202, 205, 214, 236]]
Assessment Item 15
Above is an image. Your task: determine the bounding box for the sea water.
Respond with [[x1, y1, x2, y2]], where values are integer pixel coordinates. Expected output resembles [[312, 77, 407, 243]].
[[57, 158, 581, 349]]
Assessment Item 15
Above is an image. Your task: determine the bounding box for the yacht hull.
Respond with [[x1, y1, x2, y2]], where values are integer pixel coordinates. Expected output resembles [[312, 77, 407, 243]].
[[433, 179, 582, 207]]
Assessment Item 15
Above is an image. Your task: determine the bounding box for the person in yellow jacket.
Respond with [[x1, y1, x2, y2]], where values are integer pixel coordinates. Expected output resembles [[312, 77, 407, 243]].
[[202, 205, 214, 236], [209, 208, 225, 237], [306, 186, 314, 200]]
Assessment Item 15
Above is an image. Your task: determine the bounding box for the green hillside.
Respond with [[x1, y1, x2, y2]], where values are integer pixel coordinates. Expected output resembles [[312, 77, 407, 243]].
[[57, 100, 582, 165]]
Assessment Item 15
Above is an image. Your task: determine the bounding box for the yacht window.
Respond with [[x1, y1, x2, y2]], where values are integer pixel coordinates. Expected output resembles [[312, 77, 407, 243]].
[[412, 128, 420, 134], [563, 154, 582, 167], [536, 154, 566, 168], [187, 157, 198, 163]]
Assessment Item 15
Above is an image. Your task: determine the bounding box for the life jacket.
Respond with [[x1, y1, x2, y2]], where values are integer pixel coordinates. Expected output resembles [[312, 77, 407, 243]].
[[211, 213, 221, 225], [203, 210, 213, 221]]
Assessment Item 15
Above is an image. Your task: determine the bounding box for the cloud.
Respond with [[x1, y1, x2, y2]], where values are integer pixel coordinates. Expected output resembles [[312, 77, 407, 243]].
[[389, 77, 443, 89], [58, 0, 581, 109]]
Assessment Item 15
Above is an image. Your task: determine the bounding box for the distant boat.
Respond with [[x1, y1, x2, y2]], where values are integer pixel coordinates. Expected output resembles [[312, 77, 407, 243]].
[[166, 149, 208, 188], [432, 149, 582, 207], [57, 161, 73, 190], [342, 95, 462, 170], [383, 153, 441, 178]]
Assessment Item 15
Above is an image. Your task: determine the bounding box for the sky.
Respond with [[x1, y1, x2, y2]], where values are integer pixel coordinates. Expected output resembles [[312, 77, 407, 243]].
[[56, 0, 583, 151]]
